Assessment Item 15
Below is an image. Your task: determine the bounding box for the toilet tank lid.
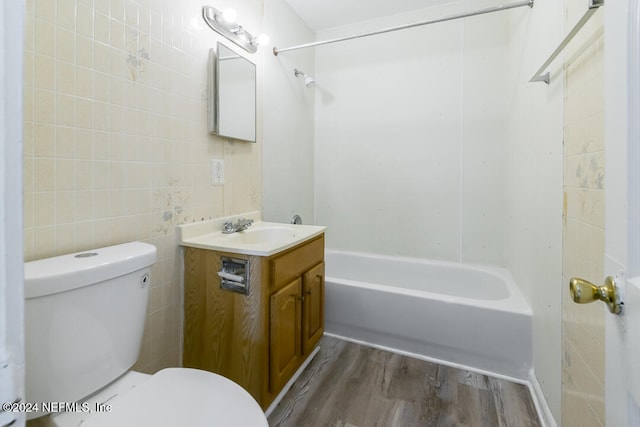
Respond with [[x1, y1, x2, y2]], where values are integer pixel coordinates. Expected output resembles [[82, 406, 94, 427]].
[[25, 242, 157, 299]]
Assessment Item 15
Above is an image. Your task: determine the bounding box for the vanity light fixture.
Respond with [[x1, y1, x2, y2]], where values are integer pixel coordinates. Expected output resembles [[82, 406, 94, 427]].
[[202, 6, 269, 54]]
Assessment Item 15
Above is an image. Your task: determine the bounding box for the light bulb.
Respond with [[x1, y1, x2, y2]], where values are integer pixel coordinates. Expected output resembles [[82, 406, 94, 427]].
[[221, 8, 237, 24], [254, 33, 270, 46]]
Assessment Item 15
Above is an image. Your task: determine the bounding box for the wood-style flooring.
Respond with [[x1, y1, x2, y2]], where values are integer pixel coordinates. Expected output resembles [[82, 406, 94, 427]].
[[268, 336, 541, 427]]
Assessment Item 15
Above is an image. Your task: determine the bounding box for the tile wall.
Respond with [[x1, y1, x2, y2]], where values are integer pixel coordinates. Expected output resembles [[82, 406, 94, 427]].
[[23, 0, 263, 373], [561, 0, 605, 425]]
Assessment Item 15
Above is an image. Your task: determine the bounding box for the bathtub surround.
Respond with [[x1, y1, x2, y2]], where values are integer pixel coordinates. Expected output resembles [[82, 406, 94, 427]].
[[23, 0, 264, 373], [314, 0, 507, 266], [268, 336, 541, 427]]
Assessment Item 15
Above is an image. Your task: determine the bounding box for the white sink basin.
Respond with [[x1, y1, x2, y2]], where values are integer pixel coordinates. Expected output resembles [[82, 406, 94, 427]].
[[179, 218, 326, 256], [221, 226, 300, 245]]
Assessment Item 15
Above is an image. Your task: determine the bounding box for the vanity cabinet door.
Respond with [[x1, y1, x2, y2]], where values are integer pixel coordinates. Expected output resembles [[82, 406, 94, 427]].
[[270, 278, 302, 392], [302, 262, 324, 355]]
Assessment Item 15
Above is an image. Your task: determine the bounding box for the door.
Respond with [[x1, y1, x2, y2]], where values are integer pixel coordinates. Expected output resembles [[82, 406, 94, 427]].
[[603, 1, 640, 425], [0, 2, 25, 427]]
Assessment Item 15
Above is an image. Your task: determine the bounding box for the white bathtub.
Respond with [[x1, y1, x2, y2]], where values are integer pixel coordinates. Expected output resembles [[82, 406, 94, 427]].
[[324, 250, 533, 380]]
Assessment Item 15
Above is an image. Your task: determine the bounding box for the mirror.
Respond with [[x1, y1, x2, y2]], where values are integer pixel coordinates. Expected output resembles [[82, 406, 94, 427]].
[[208, 43, 256, 142]]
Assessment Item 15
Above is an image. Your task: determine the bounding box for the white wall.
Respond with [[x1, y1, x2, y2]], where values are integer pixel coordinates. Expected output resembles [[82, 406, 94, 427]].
[[505, 0, 563, 423], [314, 1, 507, 264], [262, 0, 316, 224]]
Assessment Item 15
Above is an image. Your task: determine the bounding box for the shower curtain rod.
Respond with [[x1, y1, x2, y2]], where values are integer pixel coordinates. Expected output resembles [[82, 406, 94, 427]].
[[272, 0, 534, 56]]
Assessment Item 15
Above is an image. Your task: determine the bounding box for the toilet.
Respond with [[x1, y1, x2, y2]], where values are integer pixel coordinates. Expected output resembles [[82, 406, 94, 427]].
[[24, 241, 268, 426]]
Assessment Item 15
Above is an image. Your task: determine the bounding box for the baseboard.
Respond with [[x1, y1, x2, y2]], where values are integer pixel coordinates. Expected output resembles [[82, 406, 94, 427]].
[[324, 332, 529, 385], [528, 370, 558, 427]]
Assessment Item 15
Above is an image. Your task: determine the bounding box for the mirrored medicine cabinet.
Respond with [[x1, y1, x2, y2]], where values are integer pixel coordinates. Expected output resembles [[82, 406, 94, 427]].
[[208, 42, 256, 142]]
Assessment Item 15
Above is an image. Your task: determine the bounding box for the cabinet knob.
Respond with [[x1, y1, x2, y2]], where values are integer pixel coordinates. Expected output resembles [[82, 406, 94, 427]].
[[297, 296, 305, 301], [305, 290, 312, 295]]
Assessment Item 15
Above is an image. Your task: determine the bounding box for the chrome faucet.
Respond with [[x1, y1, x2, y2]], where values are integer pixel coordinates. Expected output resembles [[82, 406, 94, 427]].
[[222, 218, 254, 234]]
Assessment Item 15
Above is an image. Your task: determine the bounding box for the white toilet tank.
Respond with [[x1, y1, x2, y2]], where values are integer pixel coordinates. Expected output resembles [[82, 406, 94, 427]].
[[24, 242, 157, 410]]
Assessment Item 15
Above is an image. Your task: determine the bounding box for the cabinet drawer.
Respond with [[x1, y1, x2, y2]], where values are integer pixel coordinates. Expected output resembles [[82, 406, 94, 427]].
[[270, 235, 324, 290]]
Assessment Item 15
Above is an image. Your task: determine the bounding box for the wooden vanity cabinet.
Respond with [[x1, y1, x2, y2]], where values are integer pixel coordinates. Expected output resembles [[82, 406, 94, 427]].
[[182, 234, 324, 409]]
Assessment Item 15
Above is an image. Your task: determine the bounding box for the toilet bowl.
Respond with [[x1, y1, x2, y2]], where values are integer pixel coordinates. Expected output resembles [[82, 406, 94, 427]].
[[24, 242, 268, 427]]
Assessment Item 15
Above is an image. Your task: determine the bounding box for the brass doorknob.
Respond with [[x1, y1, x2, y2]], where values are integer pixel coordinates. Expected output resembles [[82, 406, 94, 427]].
[[569, 276, 623, 315]]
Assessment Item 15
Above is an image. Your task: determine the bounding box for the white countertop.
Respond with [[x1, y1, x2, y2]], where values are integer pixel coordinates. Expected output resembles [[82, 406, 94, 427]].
[[178, 212, 326, 256]]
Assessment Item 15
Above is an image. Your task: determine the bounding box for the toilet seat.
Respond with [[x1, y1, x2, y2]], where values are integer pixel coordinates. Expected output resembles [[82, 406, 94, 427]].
[[52, 368, 268, 427]]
